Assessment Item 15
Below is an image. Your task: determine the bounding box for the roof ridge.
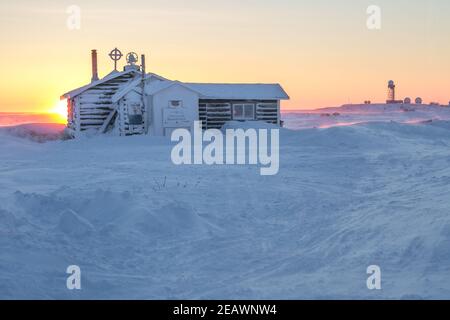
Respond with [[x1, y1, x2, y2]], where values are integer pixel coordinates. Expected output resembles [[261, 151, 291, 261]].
[[62, 69, 139, 99], [185, 82, 282, 85]]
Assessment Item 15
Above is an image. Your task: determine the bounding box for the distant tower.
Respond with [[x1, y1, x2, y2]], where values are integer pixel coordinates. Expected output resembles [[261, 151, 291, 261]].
[[404, 97, 411, 104], [387, 80, 396, 103], [415, 97, 423, 105]]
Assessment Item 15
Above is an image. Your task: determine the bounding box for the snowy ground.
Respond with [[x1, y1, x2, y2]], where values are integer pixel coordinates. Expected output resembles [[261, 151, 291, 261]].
[[284, 103, 450, 129], [0, 113, 62, 128], [1, 105, 450, 299]]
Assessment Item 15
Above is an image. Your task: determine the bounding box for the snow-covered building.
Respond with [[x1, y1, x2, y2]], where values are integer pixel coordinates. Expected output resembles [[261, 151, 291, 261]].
[[62, 50, 289, 137]]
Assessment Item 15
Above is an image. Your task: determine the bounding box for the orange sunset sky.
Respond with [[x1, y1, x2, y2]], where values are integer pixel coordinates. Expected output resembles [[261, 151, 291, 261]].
[[0, 0, 449, 117]]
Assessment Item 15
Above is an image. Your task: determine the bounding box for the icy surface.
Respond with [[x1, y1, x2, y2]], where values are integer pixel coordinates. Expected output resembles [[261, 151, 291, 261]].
[[1, 108, 450, 299], [0, 113, 64, 128], [0, 123, 66, 143], [283, 103, 450, 129]]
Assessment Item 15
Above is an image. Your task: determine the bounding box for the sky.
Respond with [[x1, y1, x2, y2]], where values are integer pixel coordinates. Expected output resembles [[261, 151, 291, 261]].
[[0, 0, 449, 114]]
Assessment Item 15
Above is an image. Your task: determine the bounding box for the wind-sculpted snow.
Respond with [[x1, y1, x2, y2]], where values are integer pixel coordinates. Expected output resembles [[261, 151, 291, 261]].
[[0, 113, 63, 128], [0, 123, 66, 143], [0, 120, 450, 299], [283, 103, 450, 130]]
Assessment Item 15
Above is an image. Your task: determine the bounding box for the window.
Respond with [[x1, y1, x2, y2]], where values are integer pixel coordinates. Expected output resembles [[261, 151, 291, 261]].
[[127, 103, 143, 125], [169, 100, 182, 108], [233, 104, 255, 120]]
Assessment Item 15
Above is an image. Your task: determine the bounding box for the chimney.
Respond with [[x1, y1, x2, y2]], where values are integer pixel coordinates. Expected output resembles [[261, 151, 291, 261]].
[[91, 49, 99, 82]]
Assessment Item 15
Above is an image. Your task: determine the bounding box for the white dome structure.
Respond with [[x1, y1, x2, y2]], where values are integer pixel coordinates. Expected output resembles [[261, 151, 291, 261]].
[[415, 97, 423, 105]]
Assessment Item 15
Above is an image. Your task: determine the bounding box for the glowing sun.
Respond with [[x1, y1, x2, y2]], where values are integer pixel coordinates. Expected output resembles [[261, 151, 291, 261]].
[[50, 100, 68, 123]]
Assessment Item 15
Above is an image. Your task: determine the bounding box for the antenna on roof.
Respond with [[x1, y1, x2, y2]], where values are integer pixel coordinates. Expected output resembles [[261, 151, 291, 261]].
[[141, 54, 148, 134], [141, 54, 146, 79], [109, 48, 123, 71]]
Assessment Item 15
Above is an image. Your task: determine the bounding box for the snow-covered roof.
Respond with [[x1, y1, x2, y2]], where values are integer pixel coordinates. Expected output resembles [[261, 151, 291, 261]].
[[112, 80, 289, 102], [145, 81, 202, 96], [61, 69, 141, 99], [185, 83, 290, 100], [111, 73, 172, 103]]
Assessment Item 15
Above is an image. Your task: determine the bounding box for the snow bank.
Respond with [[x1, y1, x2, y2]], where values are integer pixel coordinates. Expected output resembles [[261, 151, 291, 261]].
[[0, 123, 66, 143], [0, 116, 450, 299], [0, 113, 62, 127], [130, 203, 214, 238], [221, 120, 281, 131], [283, 103, 450, 130], [0, 209, 19, 236], [58, 209, 95, 237]]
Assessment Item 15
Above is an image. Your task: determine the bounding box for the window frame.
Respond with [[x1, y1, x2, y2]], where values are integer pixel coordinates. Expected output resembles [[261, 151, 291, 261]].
[[169, 100, 183, 108], [232, 103, 255, 120]]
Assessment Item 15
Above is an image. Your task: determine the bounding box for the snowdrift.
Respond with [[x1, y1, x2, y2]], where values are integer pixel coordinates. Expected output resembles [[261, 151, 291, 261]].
[[0, 113, 62, 127], [0, 123, 66, 143], [0, 118, 450, 299], [283, 103, 450, 130]]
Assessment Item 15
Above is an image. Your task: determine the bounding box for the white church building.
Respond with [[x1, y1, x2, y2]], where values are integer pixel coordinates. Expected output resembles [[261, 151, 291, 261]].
[[62, 49, 290, 137]]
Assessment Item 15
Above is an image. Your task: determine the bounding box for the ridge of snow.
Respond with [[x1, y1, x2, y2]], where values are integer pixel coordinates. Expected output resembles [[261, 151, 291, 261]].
[[1, 119, 450, 298]]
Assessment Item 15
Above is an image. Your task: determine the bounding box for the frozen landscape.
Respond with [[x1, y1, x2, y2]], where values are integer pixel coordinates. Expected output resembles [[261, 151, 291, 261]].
[[1, 104, 450, 299]]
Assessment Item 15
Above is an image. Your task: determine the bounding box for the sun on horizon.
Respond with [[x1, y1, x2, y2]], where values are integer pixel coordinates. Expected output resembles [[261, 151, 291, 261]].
[[48, 100, 68, 124]]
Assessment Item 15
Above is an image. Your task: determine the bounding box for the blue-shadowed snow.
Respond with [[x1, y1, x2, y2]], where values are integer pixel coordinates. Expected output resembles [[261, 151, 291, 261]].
[[0, 107, 450, 299], [283, 103, 450, 130]]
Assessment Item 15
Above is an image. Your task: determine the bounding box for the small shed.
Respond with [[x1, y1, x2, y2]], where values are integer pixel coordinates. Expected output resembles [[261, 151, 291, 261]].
[[62, 50, 289, 137]]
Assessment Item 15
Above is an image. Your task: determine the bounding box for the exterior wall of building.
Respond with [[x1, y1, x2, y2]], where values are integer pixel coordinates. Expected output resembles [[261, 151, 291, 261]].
[[67, 78, 283, 137], [150, 85, 200, 136], [67, 98, 75, 131], [199, 99, 279, 130], [67, 72, 136, 136], [117, 90, 146, 136]]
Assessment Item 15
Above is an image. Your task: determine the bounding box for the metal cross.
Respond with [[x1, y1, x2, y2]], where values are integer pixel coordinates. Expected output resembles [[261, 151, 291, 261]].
[[109, 48, 123, 71]]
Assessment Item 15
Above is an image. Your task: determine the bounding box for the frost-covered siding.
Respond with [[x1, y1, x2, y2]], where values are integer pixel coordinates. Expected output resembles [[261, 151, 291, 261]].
[[65, 72, 137, 135], [64, 71, 288, 136], [149, 84, 199, 136], [199, 100, 280, 130], [116, 90, 146, 136]]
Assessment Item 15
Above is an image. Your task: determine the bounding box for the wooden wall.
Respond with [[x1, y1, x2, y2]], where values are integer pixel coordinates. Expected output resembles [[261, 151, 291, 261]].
[[71, 73, 135, 133], [199, 100, 279, 130]]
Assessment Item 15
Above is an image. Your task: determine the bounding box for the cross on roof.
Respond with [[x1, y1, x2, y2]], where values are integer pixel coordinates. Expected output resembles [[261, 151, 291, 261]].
[[109, 48, 123, 71]]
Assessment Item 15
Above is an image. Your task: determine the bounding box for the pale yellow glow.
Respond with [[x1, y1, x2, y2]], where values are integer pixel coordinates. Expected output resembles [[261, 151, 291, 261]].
[[49, 100, 68, 124], [0, 1, 449, 113]]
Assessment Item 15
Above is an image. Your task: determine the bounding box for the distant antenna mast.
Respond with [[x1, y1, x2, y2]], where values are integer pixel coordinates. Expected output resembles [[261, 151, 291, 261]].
[[387, 80, 396, 102], [141, 54, 148, 133], [109, 48, 123, 71]]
